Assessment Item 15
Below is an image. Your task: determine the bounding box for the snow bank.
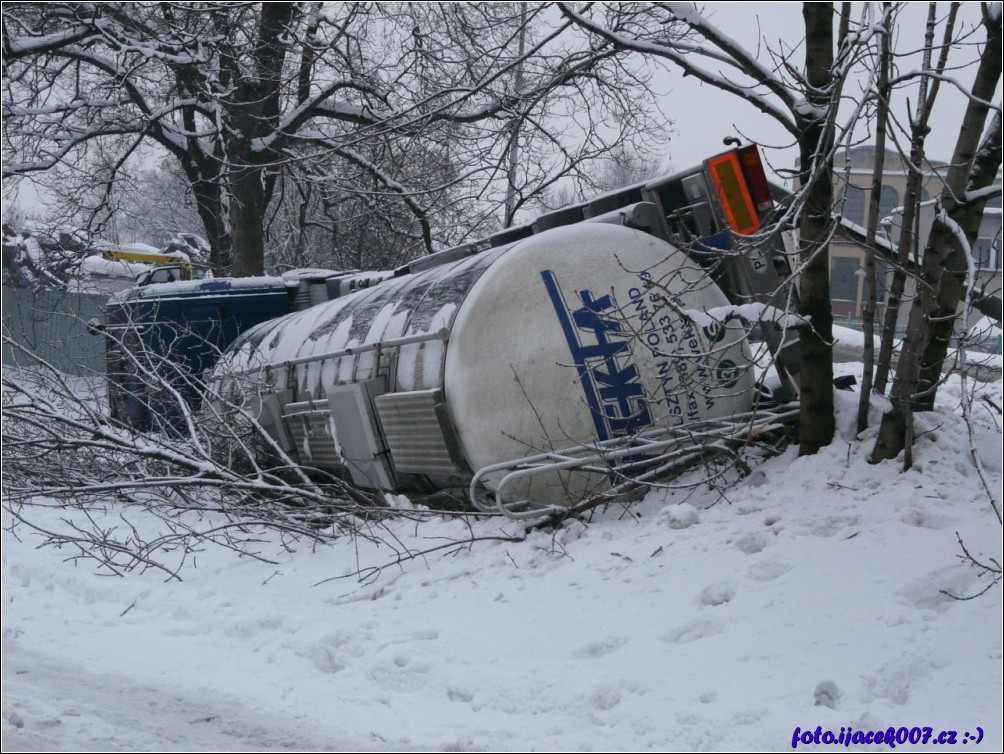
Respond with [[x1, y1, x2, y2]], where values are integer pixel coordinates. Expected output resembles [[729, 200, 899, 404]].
[[2, 367, 1001, 751]]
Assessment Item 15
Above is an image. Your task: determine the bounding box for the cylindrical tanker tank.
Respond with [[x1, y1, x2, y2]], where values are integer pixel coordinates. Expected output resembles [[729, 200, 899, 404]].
[[212, 223, 754, 507]]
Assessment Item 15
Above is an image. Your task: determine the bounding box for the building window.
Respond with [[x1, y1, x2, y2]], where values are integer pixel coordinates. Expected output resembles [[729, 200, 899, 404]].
[[840, 184, 901, 226], [973, 236, 1001, 271], [831, 256, 860, 301], [878, 185, 900, 220], [841, 184, 866, 226]]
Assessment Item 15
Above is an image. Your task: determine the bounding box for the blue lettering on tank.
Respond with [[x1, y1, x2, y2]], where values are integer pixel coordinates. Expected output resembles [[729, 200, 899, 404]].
[[541, 270, 653, 442]]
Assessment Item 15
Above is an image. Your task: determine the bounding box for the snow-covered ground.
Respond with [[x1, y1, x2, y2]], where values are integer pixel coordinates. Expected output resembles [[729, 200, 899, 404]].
[[2, 369, 1001, 752]]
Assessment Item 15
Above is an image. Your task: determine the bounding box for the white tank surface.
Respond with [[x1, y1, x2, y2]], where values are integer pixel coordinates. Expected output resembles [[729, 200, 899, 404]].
[[213, 223, 754, 506]]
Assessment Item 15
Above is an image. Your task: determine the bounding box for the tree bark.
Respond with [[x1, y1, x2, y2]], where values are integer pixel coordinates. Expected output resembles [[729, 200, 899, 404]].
[[871, 7, 1001, 464], [795, 2, 836, 455], [873, 2, 956, 395], [857, 3, 892, 434], [230, 166, 268, 278], [915, 110, 1003, 409], [190, 176, 232, 275]]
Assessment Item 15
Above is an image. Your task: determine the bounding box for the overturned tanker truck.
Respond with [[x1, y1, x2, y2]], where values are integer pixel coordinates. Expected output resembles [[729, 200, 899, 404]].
[[104, 144, 802, 517]]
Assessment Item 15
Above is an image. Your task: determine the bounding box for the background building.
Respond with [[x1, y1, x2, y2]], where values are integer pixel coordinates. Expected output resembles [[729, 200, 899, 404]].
[[828, 145, 1001, 330]]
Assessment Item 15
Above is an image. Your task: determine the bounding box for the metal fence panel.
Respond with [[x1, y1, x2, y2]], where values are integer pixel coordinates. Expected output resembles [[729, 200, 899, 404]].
[[2, 287, 108, 375]]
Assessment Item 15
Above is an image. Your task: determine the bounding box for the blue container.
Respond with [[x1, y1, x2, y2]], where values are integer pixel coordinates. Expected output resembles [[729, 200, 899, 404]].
[[103, 277, 294, 430]]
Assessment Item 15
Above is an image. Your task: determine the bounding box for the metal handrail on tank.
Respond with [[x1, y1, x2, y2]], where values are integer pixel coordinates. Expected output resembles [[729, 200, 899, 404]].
[[469, 403, 800, 520], [216, 327, 451, 381], [279, 327, 451, 370], [276, 327, 451, 393], [205, 327, 452, 408]]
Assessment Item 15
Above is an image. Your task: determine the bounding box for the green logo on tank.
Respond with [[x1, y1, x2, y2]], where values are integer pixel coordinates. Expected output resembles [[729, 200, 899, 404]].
[[714, 358, 741, 388], [702, 321, 726, 343]]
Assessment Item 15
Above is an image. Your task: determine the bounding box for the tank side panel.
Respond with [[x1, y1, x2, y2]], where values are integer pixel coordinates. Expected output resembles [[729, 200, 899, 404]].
[[394, 248, 506, 391], [444, 224, 754, 504], [215, 248, 509, 399]]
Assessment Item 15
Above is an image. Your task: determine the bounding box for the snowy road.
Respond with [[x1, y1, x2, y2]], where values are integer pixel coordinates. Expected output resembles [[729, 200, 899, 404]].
[[2, 644, 389, 752]]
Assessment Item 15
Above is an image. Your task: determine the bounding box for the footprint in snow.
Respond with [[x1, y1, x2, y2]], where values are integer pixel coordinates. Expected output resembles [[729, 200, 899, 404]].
[[368, 654, 432, 693], [661, 617, 724, 644], [447, 687, 474, 703], [734, 532, 769, 554], [579, 681, 645, 713], [658, 503, 700, 529], [307, 644, 345, 674], [860, 652, 943, 705], [809, 515, 860, 537], [899, 508, 950, 530], [572, 635, 628, 659], [698, 582, 735, 607], [587, 683, 623, 711], [899, 565, 979, 611], [747, 559, 792, 582], [299, 632, 364, 674], [814, 680, 841, 709]]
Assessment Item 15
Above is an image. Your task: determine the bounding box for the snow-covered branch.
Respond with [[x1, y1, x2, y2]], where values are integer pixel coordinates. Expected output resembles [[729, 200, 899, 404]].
[[557, 2, 799, 134], [3, 2, 670, 275]]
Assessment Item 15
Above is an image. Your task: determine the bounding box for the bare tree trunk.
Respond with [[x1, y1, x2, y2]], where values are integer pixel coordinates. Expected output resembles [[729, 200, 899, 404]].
[[504, 2, 528, 229], [857, 3, 892, 434], [795, 2, 837, 455], [873, 2, 956, 394], [230, 166, 268, 278], [915, 111, 1003, 409], [190, 177, 232, 275], [871, 6, 1001, 465]]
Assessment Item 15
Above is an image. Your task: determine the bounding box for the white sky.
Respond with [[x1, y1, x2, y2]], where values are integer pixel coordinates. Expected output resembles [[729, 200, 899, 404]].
[[5, 3, 999, 220], [657, 2, 1000, 181]]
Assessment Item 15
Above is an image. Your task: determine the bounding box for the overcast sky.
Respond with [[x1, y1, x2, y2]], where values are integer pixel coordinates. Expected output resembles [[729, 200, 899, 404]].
[[655, 2, 1000, 181], [7, 3, 999, 220]]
